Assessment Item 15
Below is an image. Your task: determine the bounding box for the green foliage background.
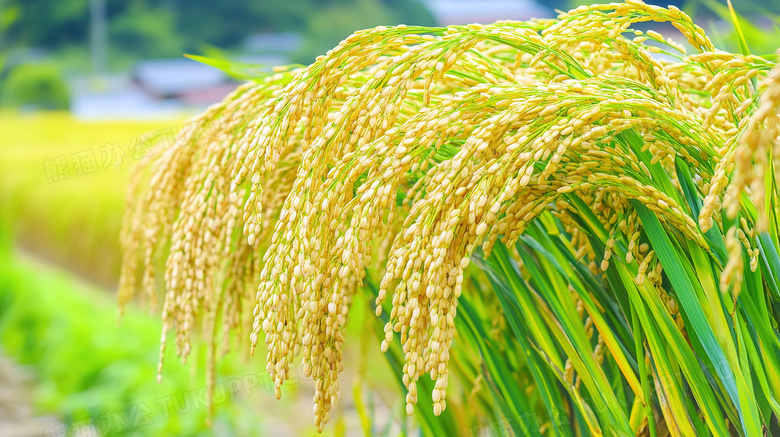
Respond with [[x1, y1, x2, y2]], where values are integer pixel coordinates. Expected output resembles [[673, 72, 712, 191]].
[[2, 0, 435, 68], [0, 63, 71, 110]]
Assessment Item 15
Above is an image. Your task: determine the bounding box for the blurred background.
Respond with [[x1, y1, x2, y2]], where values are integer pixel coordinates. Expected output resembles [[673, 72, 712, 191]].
[[0, 0, 778, 436]]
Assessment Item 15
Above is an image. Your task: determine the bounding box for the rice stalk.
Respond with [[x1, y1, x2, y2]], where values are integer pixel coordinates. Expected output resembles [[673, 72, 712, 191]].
[[119, 1, 780, 434]]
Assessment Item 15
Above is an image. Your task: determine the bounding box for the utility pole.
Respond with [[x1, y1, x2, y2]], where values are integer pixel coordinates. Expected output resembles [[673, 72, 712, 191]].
[[90, 0, 107, 77]]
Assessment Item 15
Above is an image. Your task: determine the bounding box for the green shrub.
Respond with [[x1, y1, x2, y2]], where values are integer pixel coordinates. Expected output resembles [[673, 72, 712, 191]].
[[2, 63, 71, 111]]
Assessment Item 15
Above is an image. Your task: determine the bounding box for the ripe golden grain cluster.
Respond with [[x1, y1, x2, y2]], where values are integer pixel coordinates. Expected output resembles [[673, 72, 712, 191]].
[[119, 1, 780, 430]]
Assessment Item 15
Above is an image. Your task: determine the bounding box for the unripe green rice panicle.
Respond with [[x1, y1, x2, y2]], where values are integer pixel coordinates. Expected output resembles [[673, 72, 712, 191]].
[[119, 1, 780, 434]]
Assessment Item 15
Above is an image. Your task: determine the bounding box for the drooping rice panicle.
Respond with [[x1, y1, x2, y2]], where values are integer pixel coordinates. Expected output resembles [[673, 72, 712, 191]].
[[119, 2, 780, 434]]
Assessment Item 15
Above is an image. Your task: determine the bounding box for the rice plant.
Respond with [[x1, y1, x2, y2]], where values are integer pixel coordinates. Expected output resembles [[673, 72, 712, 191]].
[[119, 1, 780, 435]]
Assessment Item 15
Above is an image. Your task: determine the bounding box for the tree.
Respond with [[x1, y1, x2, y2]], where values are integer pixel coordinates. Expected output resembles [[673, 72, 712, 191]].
[[3, 0, 435, 65]]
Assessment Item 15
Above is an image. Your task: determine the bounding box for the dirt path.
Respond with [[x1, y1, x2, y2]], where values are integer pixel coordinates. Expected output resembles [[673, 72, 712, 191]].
[[0, 353, 61, 437]]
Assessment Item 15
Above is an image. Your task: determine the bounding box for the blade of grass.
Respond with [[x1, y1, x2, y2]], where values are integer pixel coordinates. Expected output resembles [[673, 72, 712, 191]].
[[633, 201, 762, 437]]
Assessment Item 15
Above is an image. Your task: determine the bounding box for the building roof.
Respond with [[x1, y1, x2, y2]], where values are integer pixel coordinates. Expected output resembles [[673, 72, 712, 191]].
[[132, 58, 228, 97], [422, 0, 552, 25]]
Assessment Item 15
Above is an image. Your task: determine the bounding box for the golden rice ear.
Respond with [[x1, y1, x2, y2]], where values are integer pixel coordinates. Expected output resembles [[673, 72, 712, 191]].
[[118, 2, 779, 431], [728, 61, 780, 232], [117, 73, 302, 397]]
